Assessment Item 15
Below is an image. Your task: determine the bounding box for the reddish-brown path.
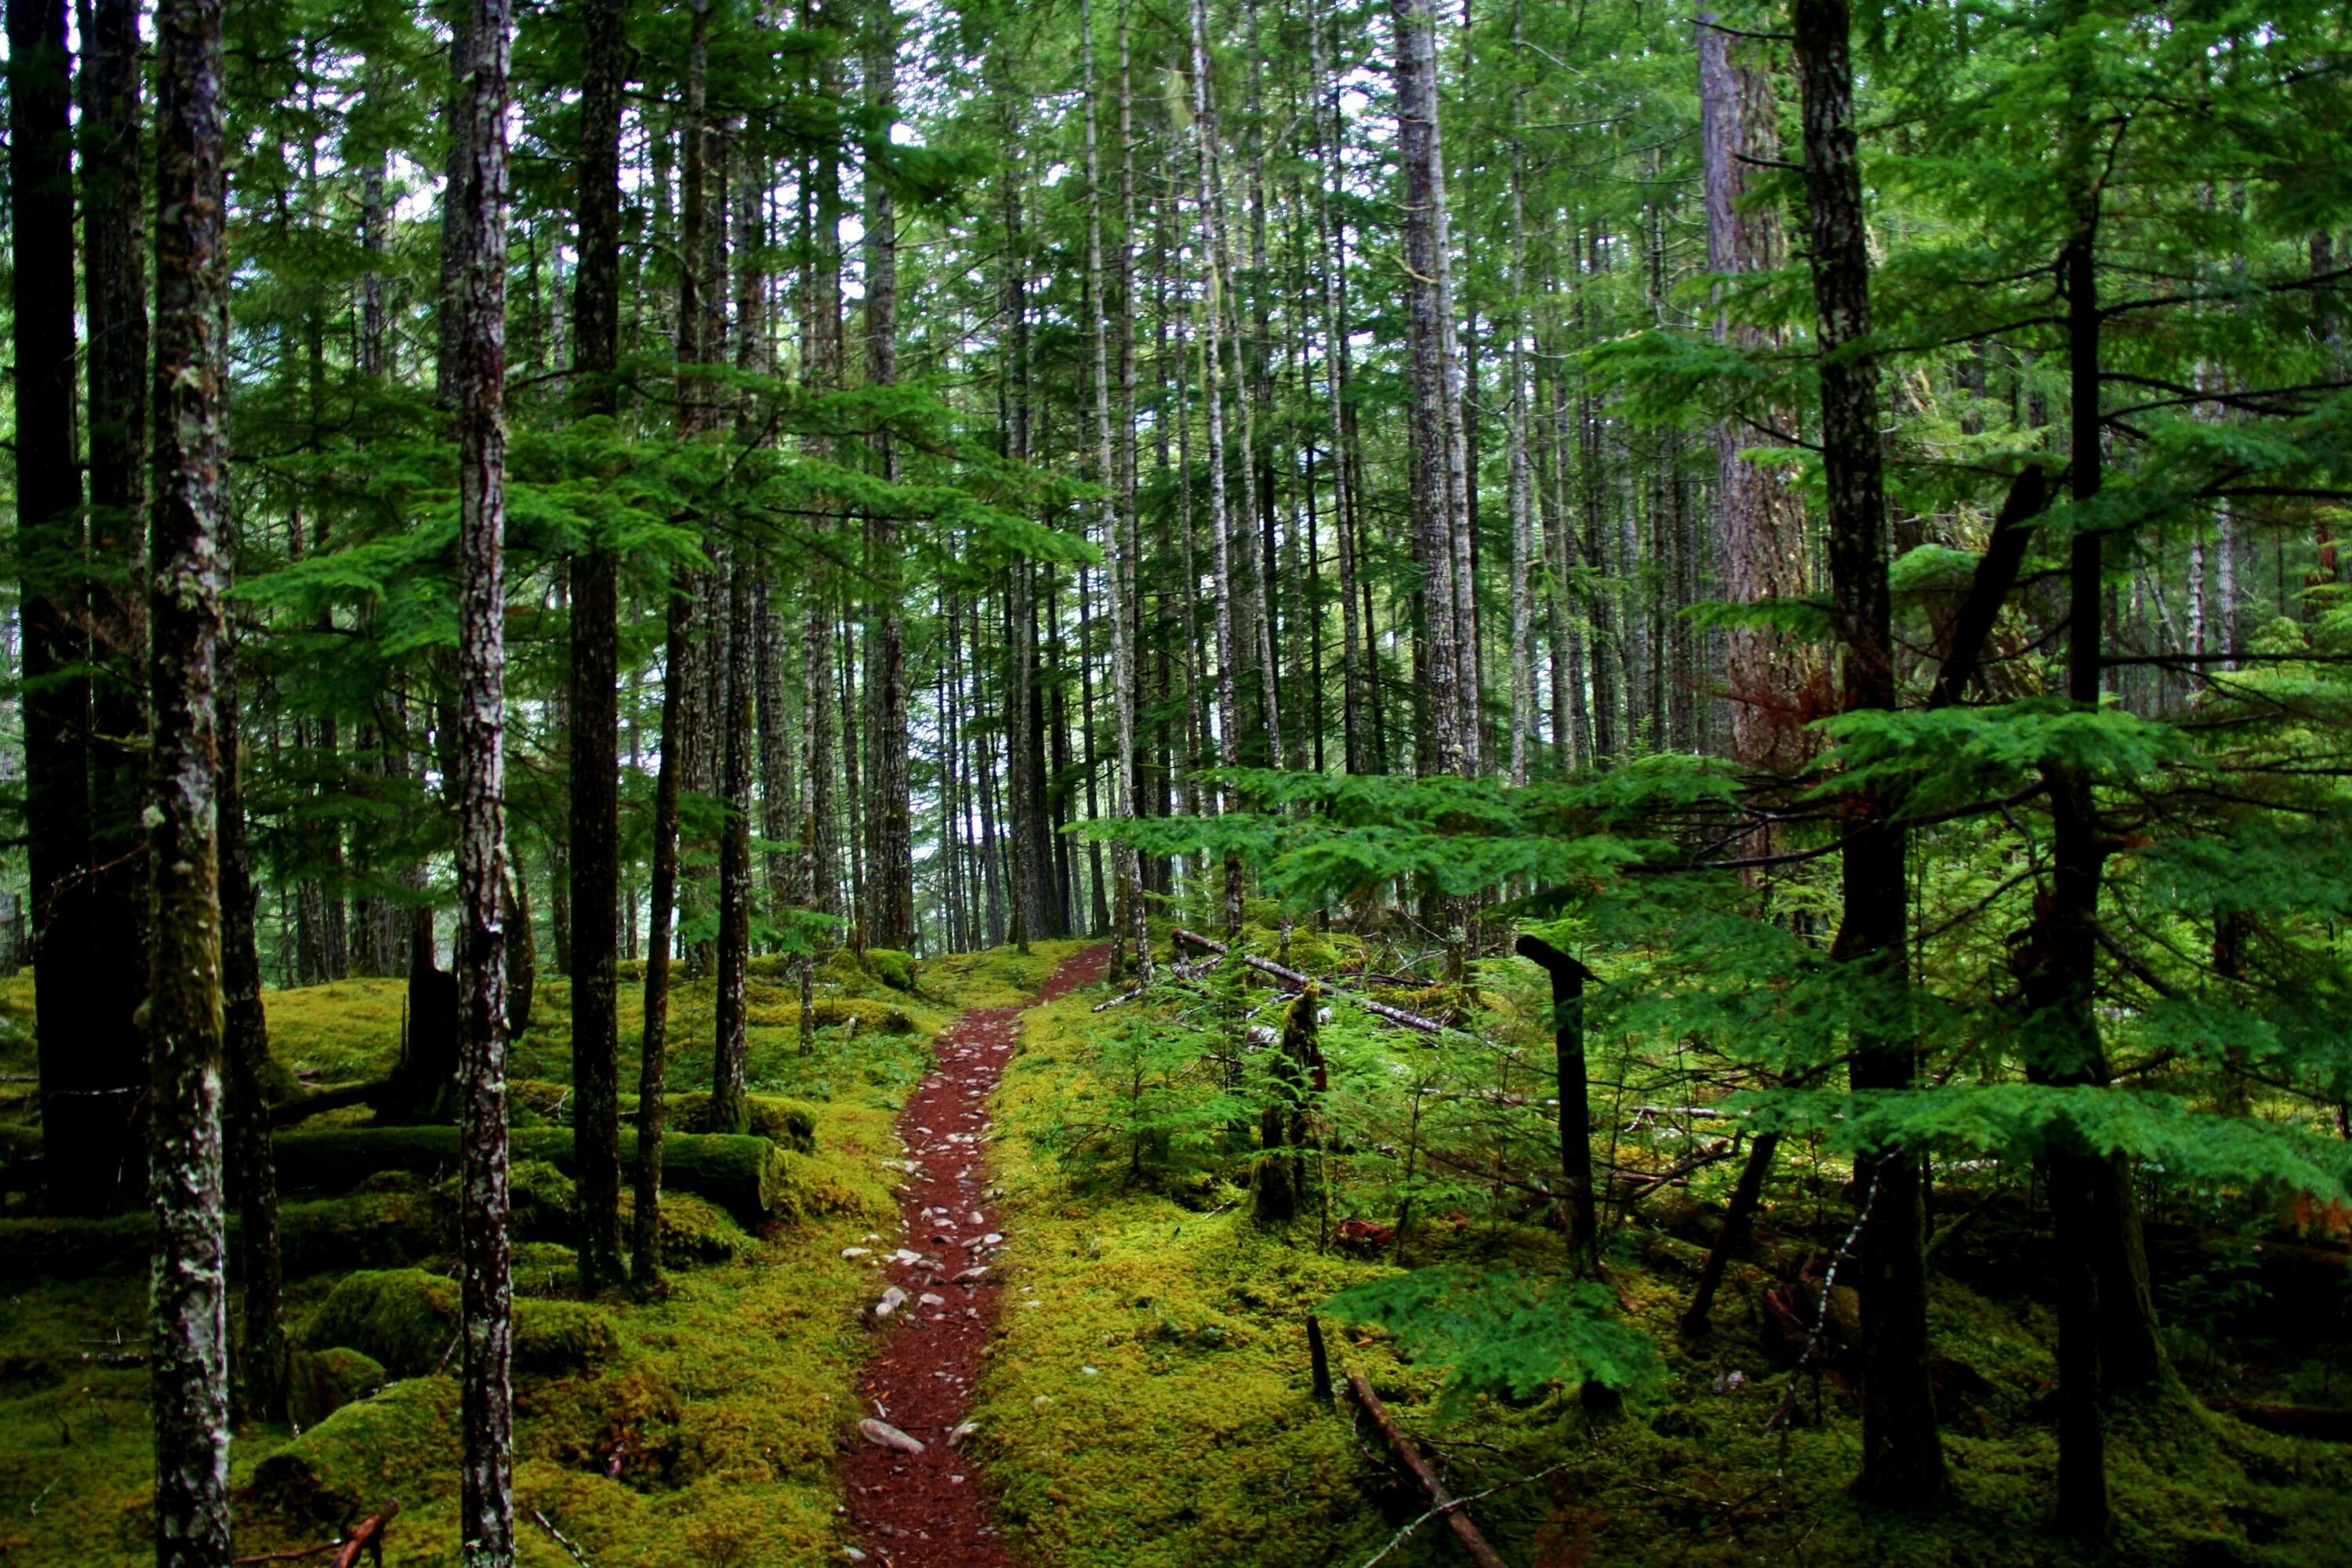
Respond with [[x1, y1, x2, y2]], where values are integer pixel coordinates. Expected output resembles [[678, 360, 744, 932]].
[[842, 944, 1110, 1566]]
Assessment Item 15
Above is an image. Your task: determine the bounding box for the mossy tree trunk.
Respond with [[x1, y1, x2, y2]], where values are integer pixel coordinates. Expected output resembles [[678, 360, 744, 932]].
[[147, 0, 235, 1552], [448, 0, 516, 1552], [1253, 983, 1320, 1225]]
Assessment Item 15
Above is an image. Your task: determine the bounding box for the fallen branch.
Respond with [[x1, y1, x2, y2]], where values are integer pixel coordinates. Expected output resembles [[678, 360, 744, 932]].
[[330, 1504, 399, 1568], [1346, 1374, 1509, 1568], [530, 1508, 597, 1567], [1361, 1461, 1574, 1568], [231, 1501, 400, 1568], [1171, 927, 1229, 956]]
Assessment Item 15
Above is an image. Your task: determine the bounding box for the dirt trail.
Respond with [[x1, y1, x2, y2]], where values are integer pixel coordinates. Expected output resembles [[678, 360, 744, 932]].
[[843, 944, 1110, 1566]]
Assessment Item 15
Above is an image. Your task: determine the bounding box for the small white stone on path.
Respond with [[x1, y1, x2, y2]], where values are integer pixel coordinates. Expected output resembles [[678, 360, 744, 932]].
[[858, 1417, 925, 1454], [874, 1286, 909, 1318], [841, 1247, 870, 1259]]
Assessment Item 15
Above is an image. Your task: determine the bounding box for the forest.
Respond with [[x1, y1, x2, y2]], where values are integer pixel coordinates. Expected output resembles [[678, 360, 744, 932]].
[[3, 0, 2351, 1563]]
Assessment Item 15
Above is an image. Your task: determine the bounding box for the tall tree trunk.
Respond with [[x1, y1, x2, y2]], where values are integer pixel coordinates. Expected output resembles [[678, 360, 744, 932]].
[[1188, 0, 1248, 933], [2016, 64, 2167, 1533], [81, 0, 153, 1164], [16, 0, 129, 1216], [711, 562, 756, 1132], [1699, 14, 1815, 770], [220, 644, 286, 1423], [449, 0, 516, 1553], [1794, 0, 1945, 1506], [633, 586, 691, 1288], [567, 0, 627, 1293], [1505, 16, 1535, 787], [755, 578, 797, 913], [1391, 0, 1468, 778], [862, 0, 915, 949], [147, 0, 235, 1548]]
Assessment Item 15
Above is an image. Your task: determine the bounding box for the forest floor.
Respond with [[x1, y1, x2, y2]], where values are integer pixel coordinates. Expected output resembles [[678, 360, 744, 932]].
[[2, 933, 2350, 1566], [842, 942, 1108, 1566]]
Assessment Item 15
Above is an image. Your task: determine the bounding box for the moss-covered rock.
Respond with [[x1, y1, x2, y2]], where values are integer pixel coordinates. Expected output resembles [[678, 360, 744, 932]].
[[249, 1374, 459, 1524], [666, 1091, 819, 1151], [618, 1190, 754, 1265], [862, 948, 920, 993], [285, 1346, 387, 1430], [299, 1269, 620, 1378]]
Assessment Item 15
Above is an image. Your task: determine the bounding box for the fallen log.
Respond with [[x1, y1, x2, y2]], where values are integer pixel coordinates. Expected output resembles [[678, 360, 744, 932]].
[[2204, 1396, 2352, 1443], [1171, 927, 1229, 956], [1345, 1373, 1509, 1568], [270, 1080, 396, 1130], [272, 1127, 797, 1225], [1355, 994, 1447, 1036]]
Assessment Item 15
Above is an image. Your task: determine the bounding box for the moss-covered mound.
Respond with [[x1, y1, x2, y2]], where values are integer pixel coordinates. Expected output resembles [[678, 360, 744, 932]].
[[665, 1091, 820, 1150], [298, 1269, 619, 1379], [249, 1374, 459, 1524]]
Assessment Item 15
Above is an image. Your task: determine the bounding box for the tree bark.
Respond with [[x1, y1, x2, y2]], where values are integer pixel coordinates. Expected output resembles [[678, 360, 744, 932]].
[[220, 643, 287, 1424], [711, 561, 756, 1134], [147, 0, 235, 1548], [862, 2, 916, 951], [566, 0, 627, 1294], [633, 586, 691, 1289], [448, 0, 516, 1552], [1391, 0, 1468, 778], [16, 0, 139, 1217], [1698, 14, 1817, 771], [1793, 0, 1947, 1506]]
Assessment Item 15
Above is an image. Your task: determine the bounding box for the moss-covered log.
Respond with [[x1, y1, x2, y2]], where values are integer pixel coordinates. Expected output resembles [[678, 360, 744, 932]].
[[271, 1127, 799, 1225]]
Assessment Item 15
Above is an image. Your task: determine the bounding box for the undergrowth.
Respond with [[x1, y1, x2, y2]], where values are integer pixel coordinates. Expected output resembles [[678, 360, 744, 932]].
[[974, 929, 2352, 1568]]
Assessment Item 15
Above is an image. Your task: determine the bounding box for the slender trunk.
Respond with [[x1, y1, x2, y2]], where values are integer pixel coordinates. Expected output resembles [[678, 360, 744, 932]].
[[82, 0, 153, 1155], [712, 562, 756, 1131], [633, 587, 691, 1287], [1391, 0, 1467, 778], [753, 575, 797, 915], [147, 0, 234, 1548], [220, 644, 286, 1422], [1188, 0, 1248, 934], [1795, 0, 1944, 1505], [862, 3, 914, 949], [567, 0, 627, 1294], [449, 0, 516, 1553]]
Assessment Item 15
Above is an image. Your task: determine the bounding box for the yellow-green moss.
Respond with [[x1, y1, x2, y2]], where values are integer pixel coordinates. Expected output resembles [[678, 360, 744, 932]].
[[298, 1269, 619, 1378]]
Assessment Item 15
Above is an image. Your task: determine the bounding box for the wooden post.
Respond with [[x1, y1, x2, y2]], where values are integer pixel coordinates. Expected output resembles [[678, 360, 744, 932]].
[[1515, 935, 1599, 1267]]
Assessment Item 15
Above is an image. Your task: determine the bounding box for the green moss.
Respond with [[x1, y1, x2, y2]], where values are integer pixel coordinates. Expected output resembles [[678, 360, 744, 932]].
[[262, 978, 411, 1086], [617, 1190, 754, 1265], [666, 1091, 820, 1151], [284, 1347, 387, 1431], [298, 1269, 619, 1378], [977, 985, 1396, 1568], [249, 1374, 459, 1524]]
